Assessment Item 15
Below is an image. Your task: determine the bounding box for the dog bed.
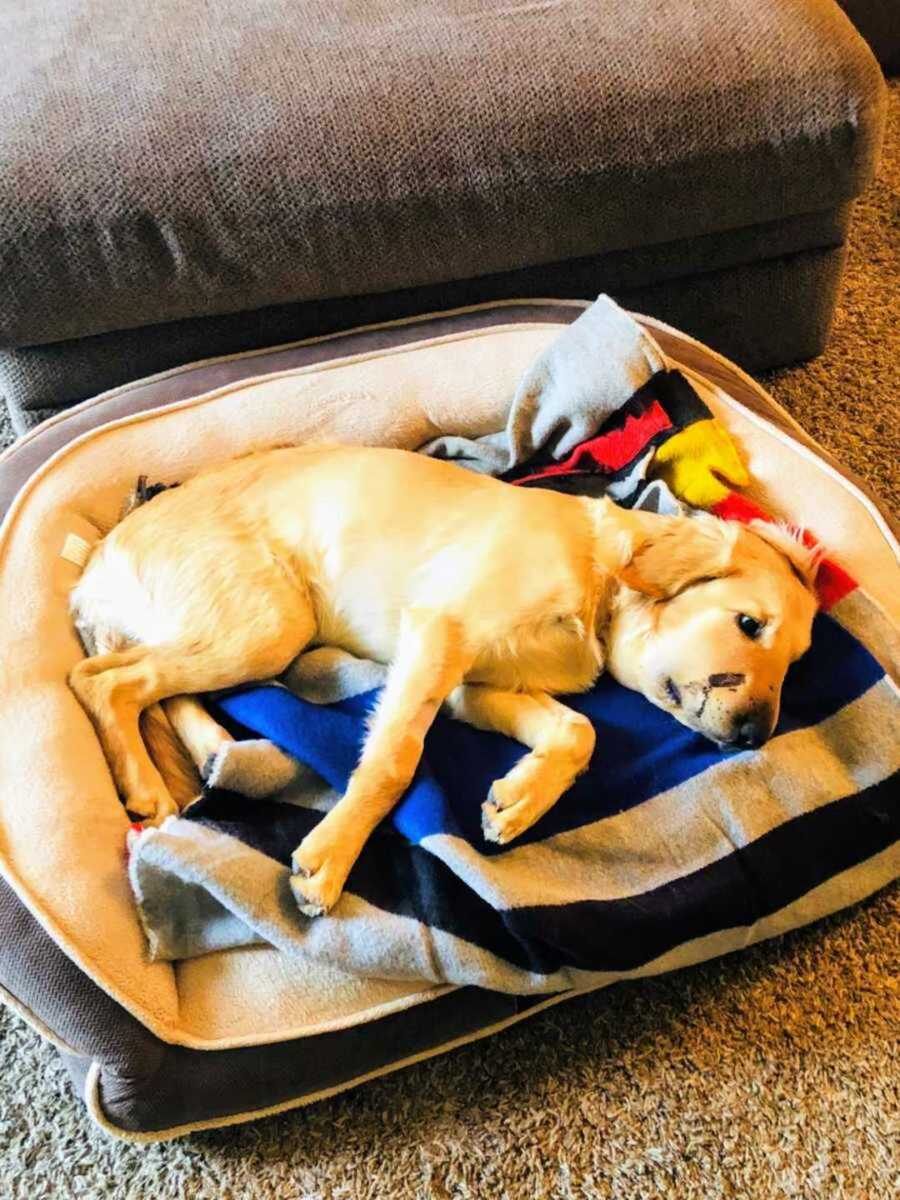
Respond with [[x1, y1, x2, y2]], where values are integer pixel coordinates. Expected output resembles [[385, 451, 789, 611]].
[[0, 300, 897, 1140]]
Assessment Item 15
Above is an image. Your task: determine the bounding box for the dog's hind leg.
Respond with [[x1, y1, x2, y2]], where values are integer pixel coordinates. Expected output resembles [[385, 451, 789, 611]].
[[446, 687, 596, 845], [290, 608, 470, 916], [71, 645, 181, 823], [140, 702, 203, 810], [70, 600, 315, 823]]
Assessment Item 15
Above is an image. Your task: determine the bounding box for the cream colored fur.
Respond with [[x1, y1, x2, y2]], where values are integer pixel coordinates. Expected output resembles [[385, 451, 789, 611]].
[[69, 445, 818, 915]]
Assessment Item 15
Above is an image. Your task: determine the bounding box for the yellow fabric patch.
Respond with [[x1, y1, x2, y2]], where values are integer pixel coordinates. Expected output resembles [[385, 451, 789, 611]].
[[652, 419, 749, 508]]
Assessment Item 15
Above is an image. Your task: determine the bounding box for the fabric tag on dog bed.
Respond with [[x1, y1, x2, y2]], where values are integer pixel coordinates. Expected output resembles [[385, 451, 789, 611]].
[[59, 532, 93, 569]]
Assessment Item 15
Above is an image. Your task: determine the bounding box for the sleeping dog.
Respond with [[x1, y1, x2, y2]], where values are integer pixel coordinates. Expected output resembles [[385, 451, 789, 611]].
[[69, 445, 820, 915]]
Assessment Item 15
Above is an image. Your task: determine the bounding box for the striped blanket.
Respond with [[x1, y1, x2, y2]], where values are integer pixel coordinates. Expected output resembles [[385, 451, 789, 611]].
[[128, 300, 900, 991], [129, 606, 899, 990]]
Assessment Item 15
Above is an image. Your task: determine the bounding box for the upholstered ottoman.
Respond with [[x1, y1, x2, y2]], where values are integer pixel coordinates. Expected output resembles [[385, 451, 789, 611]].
[[0, 0, 886, 432], [0, 301, 897, 1139]]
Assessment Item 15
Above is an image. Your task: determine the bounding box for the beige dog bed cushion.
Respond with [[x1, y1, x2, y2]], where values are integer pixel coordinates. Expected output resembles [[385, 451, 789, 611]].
[[0, 300, 897, 1140]]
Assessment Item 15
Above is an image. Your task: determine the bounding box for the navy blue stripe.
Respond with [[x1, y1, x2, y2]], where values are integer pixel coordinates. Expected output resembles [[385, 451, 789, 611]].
[[188, 788, 529, 966], [190, 771, 898, 978]]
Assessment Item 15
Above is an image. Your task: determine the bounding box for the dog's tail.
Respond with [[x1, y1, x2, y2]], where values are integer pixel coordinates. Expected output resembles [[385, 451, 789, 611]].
[[140, 704, 203, 811], [120, 474, 181, 520]]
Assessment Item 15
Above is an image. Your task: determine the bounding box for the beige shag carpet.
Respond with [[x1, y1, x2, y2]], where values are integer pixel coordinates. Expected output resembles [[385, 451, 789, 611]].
[[1, 82, 897, 1200]]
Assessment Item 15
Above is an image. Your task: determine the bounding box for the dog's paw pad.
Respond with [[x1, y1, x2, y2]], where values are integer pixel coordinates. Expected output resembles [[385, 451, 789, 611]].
[[289, 837, 348, 916], [291, 842, 322, 877], [482, 798, 515, 845], [124, 793, 159, 820], [203, 739, 298, 798], [481, 800, 503, 844]]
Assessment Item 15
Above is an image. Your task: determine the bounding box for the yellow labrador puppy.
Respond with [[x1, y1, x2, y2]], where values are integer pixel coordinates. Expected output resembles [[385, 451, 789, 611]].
[[69, 445, 819, 915]]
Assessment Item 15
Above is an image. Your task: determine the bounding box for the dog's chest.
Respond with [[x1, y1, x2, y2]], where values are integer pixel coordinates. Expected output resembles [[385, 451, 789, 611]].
[[467, 608, 606, 694]]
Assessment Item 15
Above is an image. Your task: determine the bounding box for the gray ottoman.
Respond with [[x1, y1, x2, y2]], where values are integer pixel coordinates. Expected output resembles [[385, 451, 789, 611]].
[[0, 0, 886, 432]]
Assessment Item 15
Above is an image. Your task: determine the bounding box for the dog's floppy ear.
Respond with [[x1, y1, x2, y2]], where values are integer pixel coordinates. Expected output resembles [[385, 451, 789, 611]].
[[617, 513, 737, 599], [748, 520, 823, 588]]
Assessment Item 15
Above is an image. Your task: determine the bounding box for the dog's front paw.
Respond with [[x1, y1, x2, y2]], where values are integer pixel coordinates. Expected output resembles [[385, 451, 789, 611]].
[[290, 838, 348, 917], [481, 780, 536, 846]]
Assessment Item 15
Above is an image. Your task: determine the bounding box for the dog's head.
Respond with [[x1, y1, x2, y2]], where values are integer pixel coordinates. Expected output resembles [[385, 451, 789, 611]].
[[608, 515, 820, 748]]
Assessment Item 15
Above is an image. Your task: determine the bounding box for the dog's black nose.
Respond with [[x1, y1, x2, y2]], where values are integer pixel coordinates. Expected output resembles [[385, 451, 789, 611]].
[[730, 706, 772, 749]]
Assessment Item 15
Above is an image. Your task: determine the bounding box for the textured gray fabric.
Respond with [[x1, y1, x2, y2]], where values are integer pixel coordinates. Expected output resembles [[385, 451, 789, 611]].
[[203, 738, 299, 799], [0, 0, 884, 355], [284, 647, 392, 706], [1, 204, 852, 421], [1, 241, 859, 434], [629, 244, 850, 372], [0, 875, 165, 1079], [94, 988, 517, 1135], [0, 396, 12, 450]]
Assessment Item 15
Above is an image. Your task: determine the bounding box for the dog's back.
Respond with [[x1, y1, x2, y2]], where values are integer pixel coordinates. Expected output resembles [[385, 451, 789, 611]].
[[72, 444, 598, 666]]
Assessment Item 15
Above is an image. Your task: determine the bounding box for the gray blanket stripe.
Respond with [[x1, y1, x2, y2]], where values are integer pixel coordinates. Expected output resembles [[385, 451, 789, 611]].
[[421, 295, 665, 475], [831, 589, 900, 684]]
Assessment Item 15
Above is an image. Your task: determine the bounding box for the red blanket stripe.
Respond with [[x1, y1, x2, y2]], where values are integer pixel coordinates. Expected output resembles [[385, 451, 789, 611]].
[[515, 400, 672, 484], [712, 492, 856, 611]]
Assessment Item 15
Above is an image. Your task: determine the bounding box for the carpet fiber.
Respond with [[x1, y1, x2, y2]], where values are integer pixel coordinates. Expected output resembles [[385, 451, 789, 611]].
[[1, 82, 897, 1200]]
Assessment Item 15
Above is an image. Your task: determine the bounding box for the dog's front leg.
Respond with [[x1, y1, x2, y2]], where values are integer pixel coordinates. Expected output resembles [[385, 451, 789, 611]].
[[291, 609, 469, 917], [446, 687, 596, 845]]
